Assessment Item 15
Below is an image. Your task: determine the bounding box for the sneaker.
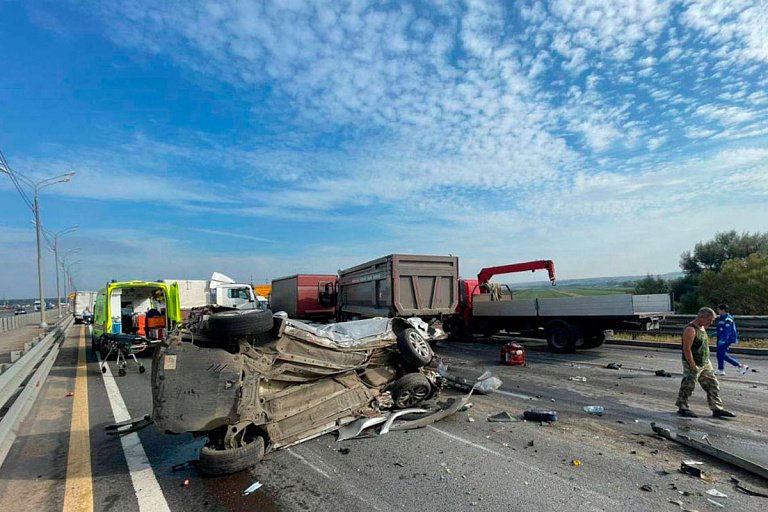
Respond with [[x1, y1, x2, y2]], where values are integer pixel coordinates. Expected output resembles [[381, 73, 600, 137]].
[[677, 409, 698, 418], [713, 370, 726, 377], [739, 364, 749, 375], [713, 410, 736, 418]]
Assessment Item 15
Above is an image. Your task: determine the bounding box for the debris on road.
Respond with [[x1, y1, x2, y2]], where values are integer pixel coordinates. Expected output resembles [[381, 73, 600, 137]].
[[568, 376, 587, 382], [171, 460, 198, 471], [583, 406, 605, 416], [65, 392, 74, 397], [707, 498, 724, 508], [467, 417, 475, 423], [639, 484, 653, 492], [105, 414, 154, 436], [390, 393, 473, 432], [653, 422, 768, 480], [242, 482, 263, 496], [488, 411, 517, 422], [571, 459, 582, 467], [523, 410, 558, 422], [706, 489, 727, 498], [499, 342, 525, 366], [437, 363, 502, 394], [606, 363, 622, 370], [655, 369, 672, 377], [680, 461, 705, 479], [182, 479, 190, 487], [731, 476, 768, 498], [338, 448, 350, 455]]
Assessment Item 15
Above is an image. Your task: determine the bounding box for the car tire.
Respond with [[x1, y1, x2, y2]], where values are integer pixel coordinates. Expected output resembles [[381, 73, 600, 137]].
[[199, 435, 266, 476], [390, 373, 432, 409], [207, 309, 274, 338], [396, 328, 434, 369]]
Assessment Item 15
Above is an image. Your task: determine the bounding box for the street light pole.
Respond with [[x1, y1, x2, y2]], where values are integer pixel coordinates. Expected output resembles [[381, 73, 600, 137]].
[[33, 192, 46, 327], [46, 227, 77, 319]]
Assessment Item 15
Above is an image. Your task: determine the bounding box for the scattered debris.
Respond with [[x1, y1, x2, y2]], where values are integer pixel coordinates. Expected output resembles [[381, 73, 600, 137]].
[[523, 410, 558, 422], [460, 403, 473, 412], [616, 420, 626, 424], [606, 363, 622, 370], [668, 499, 683, 507], [652, 423, 768, 480], [571, 459, 582, 467], [655, 369, 672, 377], [680, 461, 705, 479], [751, 368, 759, 373], [706, 489, 727, 498], [394, 462, 405, 467], [707, 498, 724, 508], [105, 414, 154, 436], [65, 392, 74, 397], [467, 417, 475, 423], [242, 482, 263, 496], [731, 476, 768, 498], [568, 376, 587, 382], [390, 393, 472, 432], [182, 479, 190, 487], [584, 406, 605, 416], [338, 448, 351, 455], [499, 342, 526, 366], [527, 440, 535, 447], [488, 411, 517, 422], [640, 484, 653, 492], [437, 363, 502, 394]]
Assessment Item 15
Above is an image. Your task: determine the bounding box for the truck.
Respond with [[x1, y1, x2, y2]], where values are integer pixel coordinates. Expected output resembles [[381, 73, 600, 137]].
[[270, 274, 337, 321], [335, 254, 459, 322], [445, 260, 673, 353], [73, 291, 97, 323], [163, 272, 267, 315]]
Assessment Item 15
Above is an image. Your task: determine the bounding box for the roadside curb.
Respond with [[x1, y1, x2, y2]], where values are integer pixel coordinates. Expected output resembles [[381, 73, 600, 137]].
[[606, 338, 768, 356]]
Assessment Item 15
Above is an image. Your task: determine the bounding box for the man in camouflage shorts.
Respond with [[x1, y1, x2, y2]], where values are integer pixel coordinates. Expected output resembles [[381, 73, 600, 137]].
[[676, 307, 736, 418]]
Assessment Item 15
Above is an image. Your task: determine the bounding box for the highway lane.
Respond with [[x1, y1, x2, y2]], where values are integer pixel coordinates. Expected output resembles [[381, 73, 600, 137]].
[[1, 327, 767, 511]]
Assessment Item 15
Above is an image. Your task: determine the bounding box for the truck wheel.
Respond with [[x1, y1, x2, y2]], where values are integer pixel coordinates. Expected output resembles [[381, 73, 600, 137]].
[[396, 328, 433, 369], [199, 435, 266, 475], [582, 332, 606, 349], [390, 373, 432, 409], [208, 309, 273, 338], [546, 321, 576, 354]]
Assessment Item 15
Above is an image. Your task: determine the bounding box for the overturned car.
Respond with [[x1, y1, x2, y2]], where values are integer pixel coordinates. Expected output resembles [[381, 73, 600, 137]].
[[152, 308, 446, 474]]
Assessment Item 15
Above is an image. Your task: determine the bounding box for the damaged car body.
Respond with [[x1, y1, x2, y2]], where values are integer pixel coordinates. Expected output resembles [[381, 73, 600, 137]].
[[152, 308, 447, 475]]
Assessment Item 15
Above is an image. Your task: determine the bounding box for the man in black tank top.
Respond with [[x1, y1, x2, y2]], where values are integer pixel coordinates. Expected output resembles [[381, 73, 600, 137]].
[[675, 307, 736, 418]]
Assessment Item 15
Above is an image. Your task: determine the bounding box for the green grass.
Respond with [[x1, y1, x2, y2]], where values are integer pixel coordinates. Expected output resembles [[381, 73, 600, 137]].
[[613, 332, 768, 348], [510, 287, 630, 299]]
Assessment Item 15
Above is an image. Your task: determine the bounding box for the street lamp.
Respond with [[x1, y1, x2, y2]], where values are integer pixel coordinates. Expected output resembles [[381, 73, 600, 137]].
[[46, 226, 78, 318], [0, 156, 75, 328], [63, 256, 80, 308]]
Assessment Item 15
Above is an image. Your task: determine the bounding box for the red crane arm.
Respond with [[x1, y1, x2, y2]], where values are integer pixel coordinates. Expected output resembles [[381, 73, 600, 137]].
[[476, 260, 556, 286]]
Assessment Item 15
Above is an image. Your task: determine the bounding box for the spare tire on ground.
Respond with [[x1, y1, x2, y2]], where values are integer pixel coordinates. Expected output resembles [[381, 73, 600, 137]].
[[207, 309, 274, 338], [396, 328, 434, 369], [390, 373, 432, 409]]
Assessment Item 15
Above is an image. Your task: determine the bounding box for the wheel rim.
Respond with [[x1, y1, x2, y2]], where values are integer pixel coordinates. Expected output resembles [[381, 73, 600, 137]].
[[397, 384, 430, 407], [551, 327, 568, 349], [407, 331, 431, 358]]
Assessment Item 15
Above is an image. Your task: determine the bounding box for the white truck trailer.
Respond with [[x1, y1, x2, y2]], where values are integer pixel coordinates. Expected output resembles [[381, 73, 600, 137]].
[[73, 291, 98, 323]]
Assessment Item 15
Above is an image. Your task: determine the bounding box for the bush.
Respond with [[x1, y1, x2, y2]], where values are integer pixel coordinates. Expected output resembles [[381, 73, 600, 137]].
[[698, 254, 768, 315]]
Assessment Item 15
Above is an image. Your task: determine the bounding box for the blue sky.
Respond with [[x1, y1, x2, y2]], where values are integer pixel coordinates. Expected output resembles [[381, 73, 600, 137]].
[[1, 0, 767, 297]]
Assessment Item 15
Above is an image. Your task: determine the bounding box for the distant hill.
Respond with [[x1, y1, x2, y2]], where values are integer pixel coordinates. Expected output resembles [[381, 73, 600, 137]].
[[507, 271, 684, 289]]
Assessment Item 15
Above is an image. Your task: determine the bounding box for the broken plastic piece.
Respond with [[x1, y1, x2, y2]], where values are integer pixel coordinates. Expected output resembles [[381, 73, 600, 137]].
[[379, 408, 428, 435], [337, 416, 387, 442], [390, 392, 473, 431], [571, 459, 582, 466], [680, 461, 705, 478], [523, 410, 558, 422], [488, 411, 517, 422], [242, 482, 263, 495], [584, 406, 605, 416], [707, 498, 724, 508], [655, 369, 672, 377], [568, 376, 587, 382], [706, 489, 727, 498], [640, 484, 653, 492], [606, 363, 622, 370], [105, 414, 154, 436]]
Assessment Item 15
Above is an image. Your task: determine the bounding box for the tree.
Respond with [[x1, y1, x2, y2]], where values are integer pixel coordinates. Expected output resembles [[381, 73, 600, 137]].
[[680, 230, 768, 275], [634, 274, 669, 294], [669, 274, 703, 313], [698, 254, 768, 315]]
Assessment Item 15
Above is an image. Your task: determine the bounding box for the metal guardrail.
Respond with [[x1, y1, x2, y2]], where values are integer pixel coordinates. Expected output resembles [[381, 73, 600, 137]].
[[0, 315, 73, 469], [658, 314, 768, 339]]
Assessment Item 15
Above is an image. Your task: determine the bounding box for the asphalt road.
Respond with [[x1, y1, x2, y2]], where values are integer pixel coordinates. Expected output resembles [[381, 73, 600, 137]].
[[1, 326, 767, 512]]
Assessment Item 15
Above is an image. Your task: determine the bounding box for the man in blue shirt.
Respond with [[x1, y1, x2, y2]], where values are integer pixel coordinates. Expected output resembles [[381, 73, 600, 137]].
[[714, 303, 748, 376]]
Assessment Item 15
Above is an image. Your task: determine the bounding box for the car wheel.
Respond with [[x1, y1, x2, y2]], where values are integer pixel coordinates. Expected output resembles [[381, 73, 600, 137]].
[[207, 309, 274, 338], [390, 373, 432, 409], [199, 435, 266, 476], [396, 328, 434, 369]]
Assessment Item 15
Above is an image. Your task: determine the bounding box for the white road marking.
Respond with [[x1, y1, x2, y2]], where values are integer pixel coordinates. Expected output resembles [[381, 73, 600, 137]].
[[287, 448, 332, 479], [494, 389, 538, 400], [97, 353, 171, 512]]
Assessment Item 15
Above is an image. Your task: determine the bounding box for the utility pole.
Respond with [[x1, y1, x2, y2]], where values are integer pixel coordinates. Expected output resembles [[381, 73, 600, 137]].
[[47, 230, 77, 318], [0, 151, 75, 328]]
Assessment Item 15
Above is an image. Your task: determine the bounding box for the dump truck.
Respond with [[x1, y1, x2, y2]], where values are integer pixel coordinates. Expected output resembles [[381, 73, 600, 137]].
[[335, 254, 459, 322]]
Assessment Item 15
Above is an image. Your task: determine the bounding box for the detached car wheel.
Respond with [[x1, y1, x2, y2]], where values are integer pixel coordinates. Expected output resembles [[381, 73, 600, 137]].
[[207, 309, 274, 338], [199, 435, 266, 476], [390, 373, 432, 409], [396, 328, 434, 369]]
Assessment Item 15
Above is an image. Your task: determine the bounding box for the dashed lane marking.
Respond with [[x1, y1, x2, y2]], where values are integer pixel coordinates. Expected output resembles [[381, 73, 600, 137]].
[[97, 352, 170, 512], [63, 326, 93, 512]]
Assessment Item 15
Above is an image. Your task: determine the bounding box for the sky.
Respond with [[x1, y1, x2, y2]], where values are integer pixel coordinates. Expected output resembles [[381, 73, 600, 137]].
[[1, 0, 767, 298]]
